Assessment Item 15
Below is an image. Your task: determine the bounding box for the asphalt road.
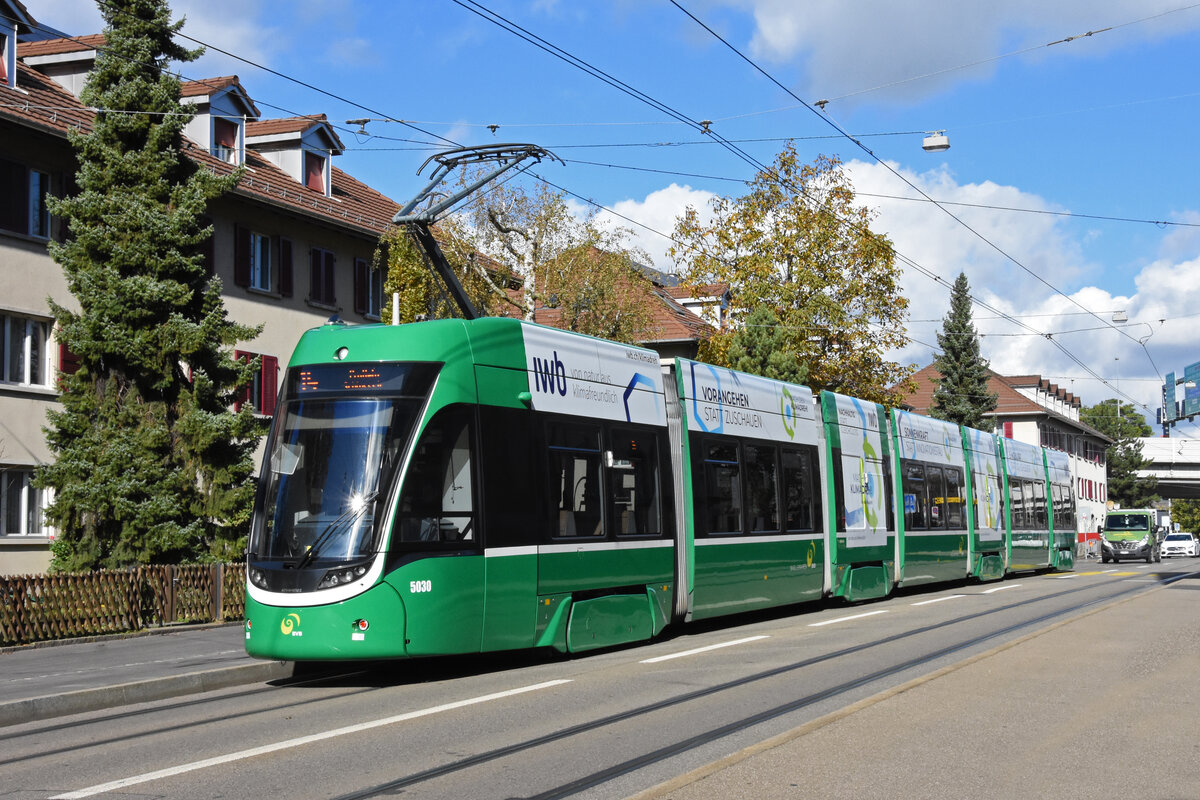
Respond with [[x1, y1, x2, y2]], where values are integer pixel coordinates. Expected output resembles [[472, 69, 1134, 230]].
[[2, 559, 1197, 800]]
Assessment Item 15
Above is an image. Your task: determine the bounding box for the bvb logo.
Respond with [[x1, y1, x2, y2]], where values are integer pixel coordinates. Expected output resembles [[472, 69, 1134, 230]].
[[280, 613, 301, 635], [780, 387, 797, 439]]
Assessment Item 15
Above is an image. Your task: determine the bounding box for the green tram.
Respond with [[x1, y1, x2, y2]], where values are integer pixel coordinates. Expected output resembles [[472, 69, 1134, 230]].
[[244, 317, 1076, 661]]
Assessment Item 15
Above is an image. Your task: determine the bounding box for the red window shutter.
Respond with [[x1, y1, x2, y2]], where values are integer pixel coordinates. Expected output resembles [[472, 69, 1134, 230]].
[[214, 118, 237, 147], [1003, 422, 1013, 439], [234, 225, 251, 287], [323, 250, 336, 305], [353, 258, 367, 315], [58, 341, 81, 376], [261, 355, 278, 415], [305, 152, 325, 193], [279, 238, 293, 297]]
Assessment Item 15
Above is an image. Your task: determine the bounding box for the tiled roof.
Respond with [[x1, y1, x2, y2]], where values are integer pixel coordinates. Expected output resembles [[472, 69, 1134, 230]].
[[246, 114, 345, 154], [246, 115, 326, 137], [17, 33, 105, 58], [495, 263, 714, 347], [179, 75, 241, 98], [905, 363, 1040, 417], [1, 60, 96, 134], [1, 61, 398, 237], [903, 363, 1111, 440]]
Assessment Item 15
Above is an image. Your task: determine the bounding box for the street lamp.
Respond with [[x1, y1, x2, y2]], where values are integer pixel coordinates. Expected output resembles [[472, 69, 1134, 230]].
[[922, 131, 950, 152]]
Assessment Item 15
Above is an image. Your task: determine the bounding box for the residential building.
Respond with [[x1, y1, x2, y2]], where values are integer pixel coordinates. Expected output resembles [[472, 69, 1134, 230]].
[[0, 4, 401, 573], [904, 363, 1111, 535]]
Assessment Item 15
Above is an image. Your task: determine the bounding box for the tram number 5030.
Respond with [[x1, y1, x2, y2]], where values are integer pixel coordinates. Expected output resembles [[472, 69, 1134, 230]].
[[409, 580, 433, 594]]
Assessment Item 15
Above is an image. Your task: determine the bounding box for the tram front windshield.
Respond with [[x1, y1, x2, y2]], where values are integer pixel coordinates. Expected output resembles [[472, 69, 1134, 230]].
[[250, 362, 437, 567]]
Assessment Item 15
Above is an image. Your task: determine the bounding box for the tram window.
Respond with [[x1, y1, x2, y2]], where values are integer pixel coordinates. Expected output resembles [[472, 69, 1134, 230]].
[[479, 406, 540, 547], [927, 465, 946, 530], [745, 443, 779, 534], [945, 467, 965, 530], [782, 446, 818, 533], [703, 440, 742, 535], [608, 427, 660, 536], [548, 422, 603, 538], [396, 408, 475, 544], [1032, 481, 1047, 528], [902, 461, 927, 531]]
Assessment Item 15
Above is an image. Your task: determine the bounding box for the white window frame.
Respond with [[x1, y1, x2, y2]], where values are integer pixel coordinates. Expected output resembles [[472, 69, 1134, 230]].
[[249, 231, 272, 292], [1, 313, 51, 388], [1, 468, 48, 537]]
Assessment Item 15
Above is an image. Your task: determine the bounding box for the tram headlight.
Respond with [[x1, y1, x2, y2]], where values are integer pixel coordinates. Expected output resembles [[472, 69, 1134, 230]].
[[249, 568, 269, 590], [317, 563, 371, 590]]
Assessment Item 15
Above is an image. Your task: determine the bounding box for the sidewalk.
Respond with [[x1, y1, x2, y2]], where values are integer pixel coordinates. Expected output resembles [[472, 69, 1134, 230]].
[[633, 577, 1200, 800], [0, 622, 291, 726]]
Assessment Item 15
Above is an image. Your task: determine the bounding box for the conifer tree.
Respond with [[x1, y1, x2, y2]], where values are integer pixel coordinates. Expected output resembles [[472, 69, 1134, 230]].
[[726, 306, 808, 385], [38, 0, 264, 570], [930, 272, 997, 430]]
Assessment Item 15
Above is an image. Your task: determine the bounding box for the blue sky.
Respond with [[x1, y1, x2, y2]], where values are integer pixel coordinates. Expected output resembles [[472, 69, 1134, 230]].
[[30, 1, 1200, 430]]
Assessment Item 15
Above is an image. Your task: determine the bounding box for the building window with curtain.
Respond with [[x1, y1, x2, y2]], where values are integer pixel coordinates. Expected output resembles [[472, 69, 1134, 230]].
[[0, 313, 50, 388], [2, 469, 46, 537]]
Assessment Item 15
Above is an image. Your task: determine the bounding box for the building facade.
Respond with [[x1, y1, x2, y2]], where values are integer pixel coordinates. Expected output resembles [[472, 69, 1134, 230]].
[[1, 5, 401, 573]]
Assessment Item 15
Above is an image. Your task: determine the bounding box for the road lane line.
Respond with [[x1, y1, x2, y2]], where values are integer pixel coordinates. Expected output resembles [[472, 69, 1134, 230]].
[[49, 679, 573, 799], [808, 610, 889, 627], [980, 583, 1021, 594], [910, 595, 965, 606], [640, 635, 769, 664]]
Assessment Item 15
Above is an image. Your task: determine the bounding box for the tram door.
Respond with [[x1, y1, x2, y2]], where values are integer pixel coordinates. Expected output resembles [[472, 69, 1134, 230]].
[[391, 407, 485, 655]]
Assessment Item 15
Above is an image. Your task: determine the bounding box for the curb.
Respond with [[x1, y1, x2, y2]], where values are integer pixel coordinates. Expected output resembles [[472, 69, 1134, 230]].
[[0, 660, 293, 727]]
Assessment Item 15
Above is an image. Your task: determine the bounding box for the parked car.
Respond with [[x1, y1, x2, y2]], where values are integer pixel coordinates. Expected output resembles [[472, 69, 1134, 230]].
[[1160, 532, 1199, 558]]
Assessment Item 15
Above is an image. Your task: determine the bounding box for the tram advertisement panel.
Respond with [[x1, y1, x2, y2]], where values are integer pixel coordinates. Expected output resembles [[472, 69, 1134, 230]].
[[521, 325, 666, 426], [678, 359, 818, 446], [893, 409, 962, 465], [830, 393, 887, 548], [1002, 437, 1044, 481], [964, 427, 1003, 541]]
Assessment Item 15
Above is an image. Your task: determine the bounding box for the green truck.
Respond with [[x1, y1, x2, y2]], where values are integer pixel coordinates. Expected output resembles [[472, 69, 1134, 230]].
[[1101, 509, 1161, 563]]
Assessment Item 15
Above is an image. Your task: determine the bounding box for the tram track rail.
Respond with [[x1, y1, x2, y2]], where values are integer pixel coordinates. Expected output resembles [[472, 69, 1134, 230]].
[[7, 569, 1190, 790], [327, 570, 1189, 800]]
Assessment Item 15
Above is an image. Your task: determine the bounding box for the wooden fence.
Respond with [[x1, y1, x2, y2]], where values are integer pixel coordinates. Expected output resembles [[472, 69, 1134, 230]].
[[0, 563, 244, 647]]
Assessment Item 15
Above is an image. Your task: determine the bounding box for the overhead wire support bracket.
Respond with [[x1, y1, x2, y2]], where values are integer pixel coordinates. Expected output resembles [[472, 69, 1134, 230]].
[[392, 143, 562, 320]]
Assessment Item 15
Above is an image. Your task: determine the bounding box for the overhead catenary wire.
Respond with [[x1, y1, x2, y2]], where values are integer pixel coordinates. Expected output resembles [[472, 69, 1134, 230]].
[[667, 0, 1163, 384], [40, 3, 1161, 413]]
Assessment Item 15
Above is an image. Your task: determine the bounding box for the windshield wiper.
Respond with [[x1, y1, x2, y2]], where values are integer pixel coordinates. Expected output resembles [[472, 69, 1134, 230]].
[[293, 492, 379, 570]]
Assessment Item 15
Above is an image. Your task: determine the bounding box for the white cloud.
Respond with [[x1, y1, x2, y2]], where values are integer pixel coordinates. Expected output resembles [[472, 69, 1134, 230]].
[[833, 158, 1199, 413], [595, 183, 718, 274], [722, 0, 1199, 104]]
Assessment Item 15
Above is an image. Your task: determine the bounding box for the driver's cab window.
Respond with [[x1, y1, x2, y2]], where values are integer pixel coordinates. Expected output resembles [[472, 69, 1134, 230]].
[[397, 407, 475, 543]]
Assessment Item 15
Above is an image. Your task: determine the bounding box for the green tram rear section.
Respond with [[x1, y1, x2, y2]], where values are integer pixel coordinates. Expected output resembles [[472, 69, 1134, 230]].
[[244, 317, 1077, 662]]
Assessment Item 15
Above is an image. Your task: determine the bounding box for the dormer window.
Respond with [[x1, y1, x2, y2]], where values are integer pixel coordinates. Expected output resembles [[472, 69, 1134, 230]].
[[213, 116, 240, 164], [304, 150, 326, 194], [1, 30, 11, 89]]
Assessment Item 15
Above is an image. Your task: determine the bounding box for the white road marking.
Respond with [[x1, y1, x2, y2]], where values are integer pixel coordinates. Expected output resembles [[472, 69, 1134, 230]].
[[640, 635, 769, 664], [808, 610, 889, 627], [1054, 574, 1079, 579], [49, 679, 572, 799], [980, 583, 1022, 594], [910, 594, 965, 606]]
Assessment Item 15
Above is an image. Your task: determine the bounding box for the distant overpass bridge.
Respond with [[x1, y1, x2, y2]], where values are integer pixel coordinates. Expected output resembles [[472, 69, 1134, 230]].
[[1137, 437, 1200, 499]]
